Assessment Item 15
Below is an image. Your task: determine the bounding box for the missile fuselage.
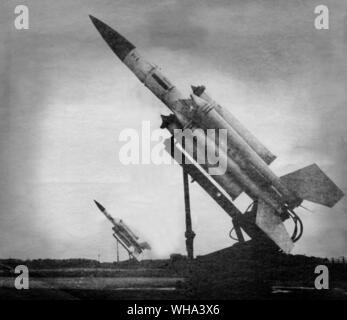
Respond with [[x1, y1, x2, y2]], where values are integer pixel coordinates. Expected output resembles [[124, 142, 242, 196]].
[[89, 16, 302, 213], [94, 200, 146, 254], [125, 49, 289, 206]]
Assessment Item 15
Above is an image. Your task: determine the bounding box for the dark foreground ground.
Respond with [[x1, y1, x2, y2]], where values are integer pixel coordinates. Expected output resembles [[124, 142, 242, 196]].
[[1, 242, 347, 300]]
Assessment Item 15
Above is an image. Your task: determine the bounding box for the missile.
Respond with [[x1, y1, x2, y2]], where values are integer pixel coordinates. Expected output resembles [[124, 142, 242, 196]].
[[90, 16, 344, 252], [89, 16, 286, 207], [93, 200, 151, 255]]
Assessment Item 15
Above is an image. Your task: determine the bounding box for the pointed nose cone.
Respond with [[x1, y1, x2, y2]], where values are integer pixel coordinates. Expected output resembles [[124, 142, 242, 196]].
[[89, 15, 135, 61], [94, 200, 106, 212]]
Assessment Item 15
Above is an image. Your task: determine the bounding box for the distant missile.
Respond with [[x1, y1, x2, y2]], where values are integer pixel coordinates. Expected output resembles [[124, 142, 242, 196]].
[[90, 16, 344, 253], [93, 200, 151, 256]]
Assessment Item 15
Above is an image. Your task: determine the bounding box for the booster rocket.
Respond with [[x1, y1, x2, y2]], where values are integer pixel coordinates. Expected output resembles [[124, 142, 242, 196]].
[[90, 16, 344, 253]]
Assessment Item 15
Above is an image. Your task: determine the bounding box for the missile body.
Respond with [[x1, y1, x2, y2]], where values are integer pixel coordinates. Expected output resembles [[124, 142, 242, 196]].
[[94, 200, 148, 254], [89, 16, 296, 211]]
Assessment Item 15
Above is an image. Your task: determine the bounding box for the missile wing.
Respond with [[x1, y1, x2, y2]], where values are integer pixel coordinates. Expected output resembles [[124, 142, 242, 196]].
[[280, 164, 344, 208]]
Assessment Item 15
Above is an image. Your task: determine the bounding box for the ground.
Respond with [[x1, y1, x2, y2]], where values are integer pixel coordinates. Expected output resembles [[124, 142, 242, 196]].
[[1, 243, 347, 300]]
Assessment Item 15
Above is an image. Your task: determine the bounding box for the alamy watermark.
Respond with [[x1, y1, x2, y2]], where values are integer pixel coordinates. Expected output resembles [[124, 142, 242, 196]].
[[118, 121, 228, 175], [14, 265, 29, 290], [12, 4, 329, 32], [314, 265, 329, 290], [14, 5, 29, 30]]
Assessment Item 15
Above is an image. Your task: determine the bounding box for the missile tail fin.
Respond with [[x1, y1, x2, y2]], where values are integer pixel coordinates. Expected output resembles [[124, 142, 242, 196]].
[[280, 164, 344, 208], [255, 199, 294, 253]]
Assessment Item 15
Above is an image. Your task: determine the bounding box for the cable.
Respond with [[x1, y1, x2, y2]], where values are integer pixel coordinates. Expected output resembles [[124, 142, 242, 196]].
[[228, 201, 255, 242], [287, 208, 303, 242], [229, 227, 239, 241], [227, 201, 304, 244]]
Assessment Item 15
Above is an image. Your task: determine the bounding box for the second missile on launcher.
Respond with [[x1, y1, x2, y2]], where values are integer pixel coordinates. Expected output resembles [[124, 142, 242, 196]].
[[94, 200, 151, 257]]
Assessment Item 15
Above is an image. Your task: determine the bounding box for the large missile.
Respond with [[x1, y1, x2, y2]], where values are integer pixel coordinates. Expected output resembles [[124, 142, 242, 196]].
[[89, 16, 289, 208], [90, 16, 344, 252]]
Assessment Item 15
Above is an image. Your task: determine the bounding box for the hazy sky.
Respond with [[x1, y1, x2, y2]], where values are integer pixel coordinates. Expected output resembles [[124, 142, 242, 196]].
[[0, 0, 346, 261]]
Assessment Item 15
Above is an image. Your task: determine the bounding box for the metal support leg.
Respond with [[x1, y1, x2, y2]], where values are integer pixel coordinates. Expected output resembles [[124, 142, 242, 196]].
[[232, 217, 245, 243], [183, 168, 195, 260], [116, 239, 120, 263]]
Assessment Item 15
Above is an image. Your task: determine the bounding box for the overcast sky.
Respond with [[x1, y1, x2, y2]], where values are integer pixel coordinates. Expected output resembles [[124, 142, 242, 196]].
[[0, 0, 346, 261]]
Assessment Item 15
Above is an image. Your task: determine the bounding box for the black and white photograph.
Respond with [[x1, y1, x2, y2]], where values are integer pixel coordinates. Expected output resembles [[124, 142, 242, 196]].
[[0, 0, 347, 307]]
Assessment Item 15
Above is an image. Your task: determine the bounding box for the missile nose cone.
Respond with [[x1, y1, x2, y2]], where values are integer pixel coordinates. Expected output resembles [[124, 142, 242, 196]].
[[89, 15, 135, 61], [94, 200, 105, 212]]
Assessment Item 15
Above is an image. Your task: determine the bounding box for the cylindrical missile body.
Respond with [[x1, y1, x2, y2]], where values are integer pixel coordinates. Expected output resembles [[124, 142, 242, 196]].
[[90, 17, 298, 210], [123, 50, 195, 128], [122, 46, 292, 205]]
